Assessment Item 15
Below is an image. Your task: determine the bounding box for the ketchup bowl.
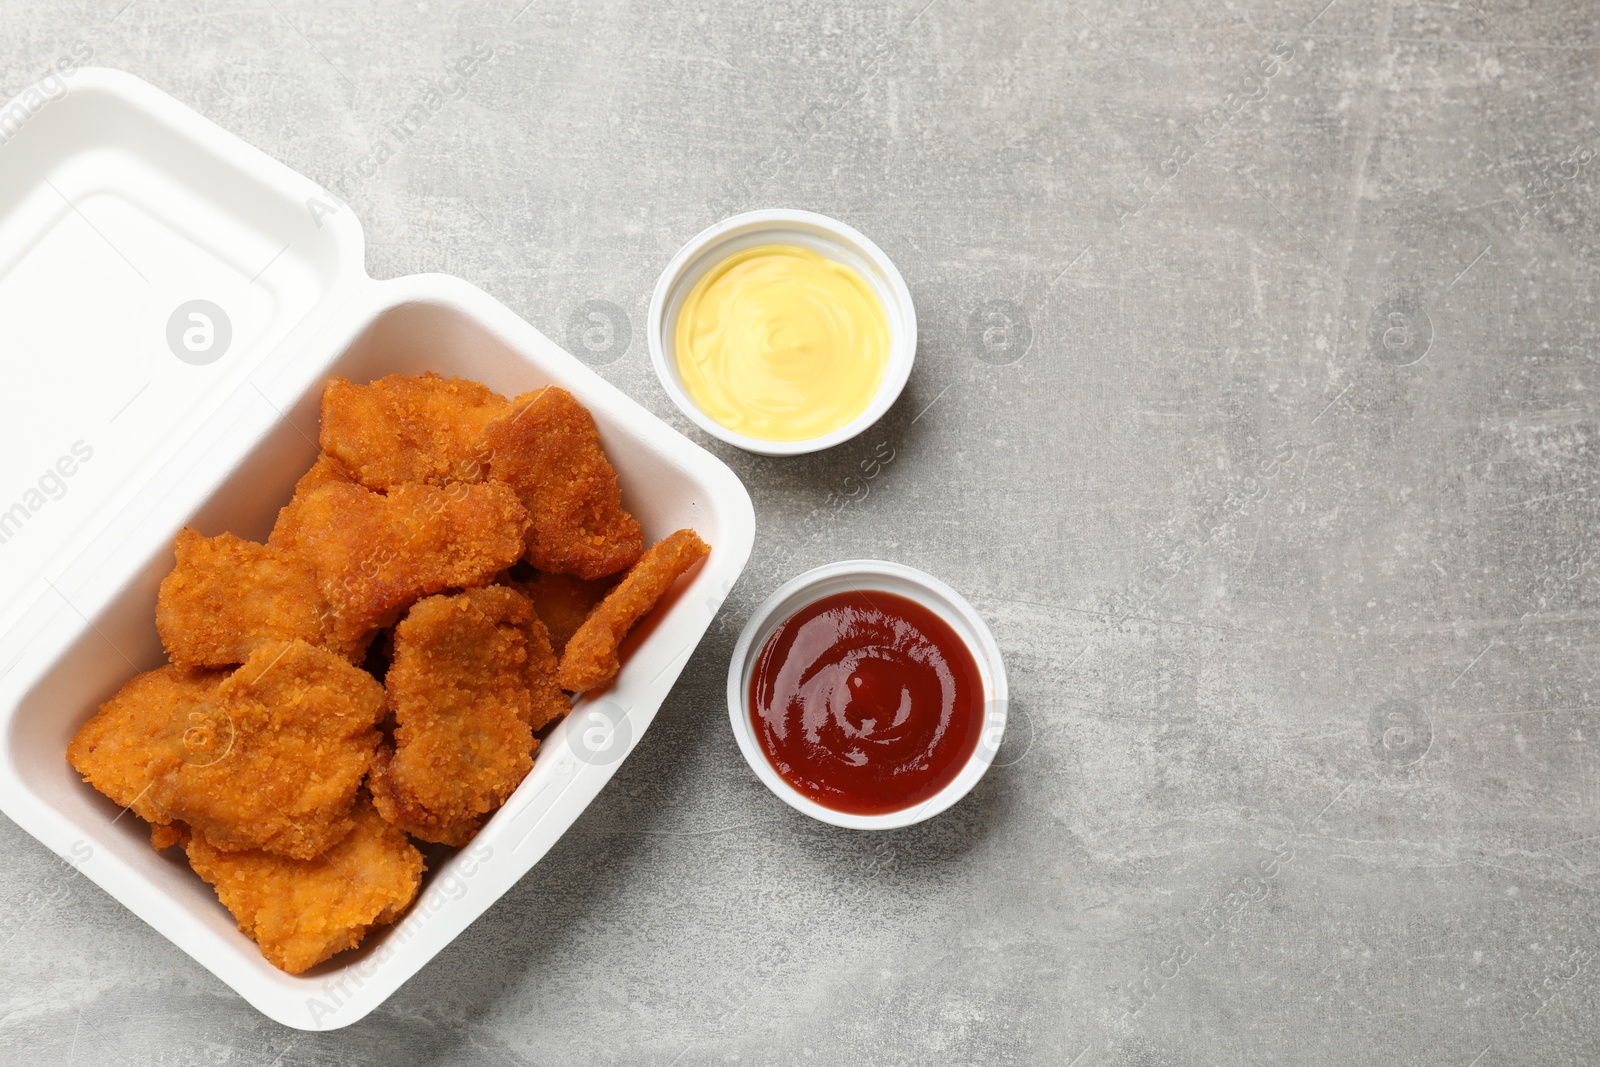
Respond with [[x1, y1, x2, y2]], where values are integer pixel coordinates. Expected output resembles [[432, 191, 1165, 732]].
[[728, 560, 1007, 830]]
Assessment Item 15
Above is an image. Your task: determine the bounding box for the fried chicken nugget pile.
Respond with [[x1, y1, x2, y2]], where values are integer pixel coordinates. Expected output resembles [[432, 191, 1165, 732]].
[[68, 370, 709, 974]]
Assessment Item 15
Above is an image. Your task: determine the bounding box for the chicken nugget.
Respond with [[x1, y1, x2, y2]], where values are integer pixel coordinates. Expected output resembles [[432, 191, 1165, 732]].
[[485, 387, 643, 580], [514, 570, 615, 658], [67, 641, 387, 859], [369, 587, 540, 843], [268, 453, 352, 551], [557, 529, 711, 692], [320, 373, 509, 490], [291, 480, 529, 650], [67, 665, 227, 820], [157, 529, 362, 667], [185, 797, 424, 974]]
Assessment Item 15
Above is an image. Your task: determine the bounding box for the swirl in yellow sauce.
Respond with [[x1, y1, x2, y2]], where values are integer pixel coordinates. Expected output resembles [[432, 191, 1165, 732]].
[[674, 245, 889, 442]]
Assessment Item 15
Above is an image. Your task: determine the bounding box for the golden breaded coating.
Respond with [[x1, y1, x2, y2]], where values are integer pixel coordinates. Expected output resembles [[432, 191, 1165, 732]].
[[185, 798, 424, 974], [558, 529, 711, 692], [66, 641, 386, 859], [515, 570, 614, 658], [68, 665, 227, 818], [523, 607, 570, 732], [367, 750, 482, 847], [485, 387, 643, 580], [157, 529, 361, 667], [320, 373, 509, 490], [150, 822, 188, 852], [268, 453, 352, 550], [369, 587, 540, 843], [291, 481, 529, 650]]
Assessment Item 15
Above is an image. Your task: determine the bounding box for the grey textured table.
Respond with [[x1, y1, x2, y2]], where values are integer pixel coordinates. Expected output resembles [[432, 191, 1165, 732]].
[[5, 0, 1600, 1064]]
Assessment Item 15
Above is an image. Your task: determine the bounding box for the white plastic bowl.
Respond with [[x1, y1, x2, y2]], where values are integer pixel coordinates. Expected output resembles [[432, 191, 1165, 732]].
[[726, 560, 1007, 830], [0, 70, 754, 1030], [647, 209, 917, 456]]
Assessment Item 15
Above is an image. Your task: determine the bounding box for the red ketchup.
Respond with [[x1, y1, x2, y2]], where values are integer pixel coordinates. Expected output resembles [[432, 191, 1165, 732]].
[[749, 589, 985, 816]]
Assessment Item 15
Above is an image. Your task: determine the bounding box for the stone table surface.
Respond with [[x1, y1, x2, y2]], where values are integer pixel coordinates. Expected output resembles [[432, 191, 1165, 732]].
[[4, 0, 1600, 1063]]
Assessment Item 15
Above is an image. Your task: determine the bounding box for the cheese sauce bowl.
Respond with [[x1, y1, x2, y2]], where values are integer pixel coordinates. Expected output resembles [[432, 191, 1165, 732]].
[[648, 210, 916, 457], [727, 560, 1007, 830]]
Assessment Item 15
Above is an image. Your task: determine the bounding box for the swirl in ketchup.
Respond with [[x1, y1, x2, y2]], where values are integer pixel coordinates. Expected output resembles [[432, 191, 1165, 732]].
[[749, 589, 985, 815]]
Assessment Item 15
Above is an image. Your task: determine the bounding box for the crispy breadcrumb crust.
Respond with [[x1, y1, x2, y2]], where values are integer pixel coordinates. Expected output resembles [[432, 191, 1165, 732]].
[[291, 480, 529, 649], [372, 587, 541, 842], [367, 748, 484, 847], [68, 665, 226, 823], [157, 529, 362, 667], [522, 607, 570, 732], [512, 570, 614, 658], [150, 822, 187, 852], [185, 798, 423, 974], [67, 641, 386, 859], [557, 529, 710, 692], [268, 453, 354, 551], [320, 372, 508, 489], [485, 387, 643, 580]]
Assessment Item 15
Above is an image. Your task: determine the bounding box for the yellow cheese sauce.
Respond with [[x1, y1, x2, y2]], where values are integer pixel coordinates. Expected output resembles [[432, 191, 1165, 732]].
[[674, 244, 889, 442]]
